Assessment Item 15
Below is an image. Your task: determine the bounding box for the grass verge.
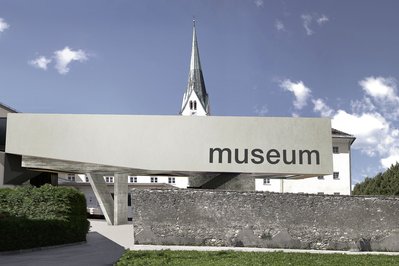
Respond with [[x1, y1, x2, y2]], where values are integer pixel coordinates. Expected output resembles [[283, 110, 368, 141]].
[[116, 250, 399, 266]]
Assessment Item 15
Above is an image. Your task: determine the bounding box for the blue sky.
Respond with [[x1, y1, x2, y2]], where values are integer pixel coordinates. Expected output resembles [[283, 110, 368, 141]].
[[1, 0, 399, 184]]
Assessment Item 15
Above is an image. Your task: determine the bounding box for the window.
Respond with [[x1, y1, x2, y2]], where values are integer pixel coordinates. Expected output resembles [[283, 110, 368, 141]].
[[317, 176, 324, 180], [129, 176, 137, 183], [151, 177, 158, 183], [128, 193, 132, 207], [189, 100, 197, 112], [67, 174, 75, 182], [333, 146, 339, 154], [334, 192, 340, 195], [105, 176, 114, 183], [333, 172, 339, 180], [168, 177, 176, 184], [263, 178, 271, 185]]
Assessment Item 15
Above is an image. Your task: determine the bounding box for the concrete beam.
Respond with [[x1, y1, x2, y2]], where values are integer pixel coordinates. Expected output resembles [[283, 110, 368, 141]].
[[87, 173, 114, 225], [8, 114, 333, 178], [114, 173, 128, 225]]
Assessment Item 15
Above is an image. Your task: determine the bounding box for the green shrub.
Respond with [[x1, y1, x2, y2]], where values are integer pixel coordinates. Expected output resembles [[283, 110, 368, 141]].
[[0, 184, 90, 251], [354, 163, 399, 196]]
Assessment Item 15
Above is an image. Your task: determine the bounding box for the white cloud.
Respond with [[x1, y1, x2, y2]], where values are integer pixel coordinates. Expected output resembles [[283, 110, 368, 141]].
[[275, 20, 285, 31], [332, 111, 387, 137], [54, 46, 89, 74], [381, 151, 399, 168], [330, 76, 399, 169], [332, 111, 390, 156], [301, 14, 313, 35], [29, 56, 52, 70], [301, 14, 329, 36], [291, 112, 300, 117], [254, 105, 268, 116], [350, 97, 376, 114], [312, 98, 334, 117], [0, 18, 10, 32], [357, 76, 399, 120], [254, 0, 264, 7], [317, 15, 329, 25], [279, 79, 311, 109], [295, 74, 399, 172], [359, 76, 398, 102]]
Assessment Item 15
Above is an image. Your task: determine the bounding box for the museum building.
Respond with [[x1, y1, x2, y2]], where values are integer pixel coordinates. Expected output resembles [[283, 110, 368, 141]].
[[57, 22, 354, 195], [0, 22, 354, 222]]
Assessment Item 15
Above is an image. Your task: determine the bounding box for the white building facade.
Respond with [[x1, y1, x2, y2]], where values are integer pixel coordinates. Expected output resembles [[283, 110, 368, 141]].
[[255, 129, 355, 195]]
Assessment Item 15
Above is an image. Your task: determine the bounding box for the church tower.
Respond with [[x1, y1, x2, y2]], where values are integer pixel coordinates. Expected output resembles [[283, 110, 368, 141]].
[[180, 21, 210, 116]]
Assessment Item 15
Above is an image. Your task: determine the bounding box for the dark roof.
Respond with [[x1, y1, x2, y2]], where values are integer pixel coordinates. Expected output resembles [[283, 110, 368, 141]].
[[331, 128, 353, 137], [332, 128, 356, 144]]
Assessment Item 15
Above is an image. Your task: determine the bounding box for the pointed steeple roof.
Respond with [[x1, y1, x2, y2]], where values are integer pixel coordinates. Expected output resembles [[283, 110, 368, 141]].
[[180, 20, 210, 115]]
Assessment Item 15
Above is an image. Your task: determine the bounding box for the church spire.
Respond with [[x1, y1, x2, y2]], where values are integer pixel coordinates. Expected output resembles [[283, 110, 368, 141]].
[[180, 20, 210, 116]]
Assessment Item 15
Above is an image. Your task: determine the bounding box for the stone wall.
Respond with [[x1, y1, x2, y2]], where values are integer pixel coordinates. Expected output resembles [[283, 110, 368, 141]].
[[132, 189, 399, 251]]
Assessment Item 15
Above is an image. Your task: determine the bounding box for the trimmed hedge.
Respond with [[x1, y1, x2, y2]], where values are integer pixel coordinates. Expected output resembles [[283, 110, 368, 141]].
[[0, 184, 90, 251]]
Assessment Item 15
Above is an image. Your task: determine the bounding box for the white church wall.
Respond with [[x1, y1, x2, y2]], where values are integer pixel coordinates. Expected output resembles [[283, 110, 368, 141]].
[[181, 92, 207, 116]]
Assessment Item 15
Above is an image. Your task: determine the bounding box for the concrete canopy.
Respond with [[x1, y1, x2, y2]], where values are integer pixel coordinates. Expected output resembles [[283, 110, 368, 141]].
[[5, 114, 333, 181]]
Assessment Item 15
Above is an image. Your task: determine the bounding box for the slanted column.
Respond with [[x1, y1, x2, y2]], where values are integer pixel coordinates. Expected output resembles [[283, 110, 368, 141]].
[[87, 173, 114, 225], [114, 173, 128, 225]]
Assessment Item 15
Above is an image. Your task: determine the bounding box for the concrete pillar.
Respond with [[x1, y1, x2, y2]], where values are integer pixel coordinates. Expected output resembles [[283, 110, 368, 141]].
[[114, 173, 128, 225], [130, 188, 135, 244], [87, 173, 114, 225]]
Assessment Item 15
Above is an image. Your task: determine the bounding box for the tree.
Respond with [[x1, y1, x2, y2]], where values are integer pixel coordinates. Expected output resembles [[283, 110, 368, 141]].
[[353, 163, 399, 196]]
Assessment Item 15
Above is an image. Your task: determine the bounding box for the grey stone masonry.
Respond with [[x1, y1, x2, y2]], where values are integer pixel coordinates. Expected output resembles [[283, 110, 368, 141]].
[[132, 189, 399, 251]]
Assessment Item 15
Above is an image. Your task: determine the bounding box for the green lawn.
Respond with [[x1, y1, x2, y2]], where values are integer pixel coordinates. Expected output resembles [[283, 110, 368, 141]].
[[116, 250, 399, 266]]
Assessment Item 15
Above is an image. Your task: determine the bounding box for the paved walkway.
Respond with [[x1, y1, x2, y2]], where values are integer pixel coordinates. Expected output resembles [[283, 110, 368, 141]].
[[0, 232, 125, 266], [0, 220, 127, 266], [2, 219, 399, 266]]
